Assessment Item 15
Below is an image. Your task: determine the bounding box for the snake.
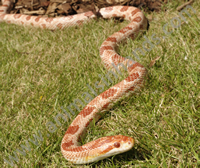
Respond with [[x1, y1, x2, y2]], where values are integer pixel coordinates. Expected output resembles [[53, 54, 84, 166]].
[[0, 0, 148, 164]]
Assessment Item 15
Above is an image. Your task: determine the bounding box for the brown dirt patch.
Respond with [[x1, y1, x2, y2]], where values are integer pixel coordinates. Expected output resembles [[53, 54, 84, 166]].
[[0, 0, 165, 17]]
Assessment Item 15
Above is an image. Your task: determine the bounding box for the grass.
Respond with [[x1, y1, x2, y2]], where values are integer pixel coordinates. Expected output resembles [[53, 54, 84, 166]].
[[0, 1, 200, 167]]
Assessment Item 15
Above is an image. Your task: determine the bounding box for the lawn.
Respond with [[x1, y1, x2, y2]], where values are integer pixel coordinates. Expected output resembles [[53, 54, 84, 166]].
[[0, 0, 200, 167]]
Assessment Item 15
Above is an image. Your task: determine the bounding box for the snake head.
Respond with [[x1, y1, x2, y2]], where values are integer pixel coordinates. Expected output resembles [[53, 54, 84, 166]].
[[82, 135, 134, 164], [100, 135, 134, 157]]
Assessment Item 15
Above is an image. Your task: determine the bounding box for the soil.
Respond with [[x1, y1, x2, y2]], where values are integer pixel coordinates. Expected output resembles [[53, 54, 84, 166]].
[[0, 0, 166, 17]]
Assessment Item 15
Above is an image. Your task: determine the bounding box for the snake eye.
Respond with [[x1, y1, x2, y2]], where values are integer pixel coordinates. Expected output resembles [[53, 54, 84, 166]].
[[114, 142, 120, 148]]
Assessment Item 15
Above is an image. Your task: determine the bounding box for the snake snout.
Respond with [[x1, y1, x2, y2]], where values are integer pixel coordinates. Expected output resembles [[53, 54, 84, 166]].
[[122, 136, 134, 143], [122, 136, 135, 150]]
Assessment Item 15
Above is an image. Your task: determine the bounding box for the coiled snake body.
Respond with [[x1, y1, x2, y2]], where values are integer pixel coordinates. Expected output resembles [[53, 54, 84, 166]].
[[0, 0, 148, 164]]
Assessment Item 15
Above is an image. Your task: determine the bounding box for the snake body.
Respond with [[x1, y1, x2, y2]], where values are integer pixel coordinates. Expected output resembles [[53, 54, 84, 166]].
[[0, 0, 148, 164]]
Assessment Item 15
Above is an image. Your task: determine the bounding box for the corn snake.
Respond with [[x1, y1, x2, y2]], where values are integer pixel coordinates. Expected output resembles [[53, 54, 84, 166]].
[[0, 0, 148, 164]]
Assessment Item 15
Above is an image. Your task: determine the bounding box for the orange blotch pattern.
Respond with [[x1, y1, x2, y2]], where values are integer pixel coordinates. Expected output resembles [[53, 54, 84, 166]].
[[35, 17, 41, 22], [57, 23, 63, 29], [133, 16, 142, 23], [79, 106, 95, 117], [120, 6, 129, 12], [101, 88, 117, 99], [106, 37, 117, 42], [13, 14, 21, 19], [26, 16, 31, 21], [118, 26, 132, 34], [41, 24, 46, 29], [131, 8, 141, 16], [112, 54, 125, 65], [45, 18, 53, 23], [104, 7, 113, 12], [100, 46, 113, 55], [66, 125, 79, 134], [128, 62, 144, 72], [125, 72, 139, 82], [62, 140, 74, 149]]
